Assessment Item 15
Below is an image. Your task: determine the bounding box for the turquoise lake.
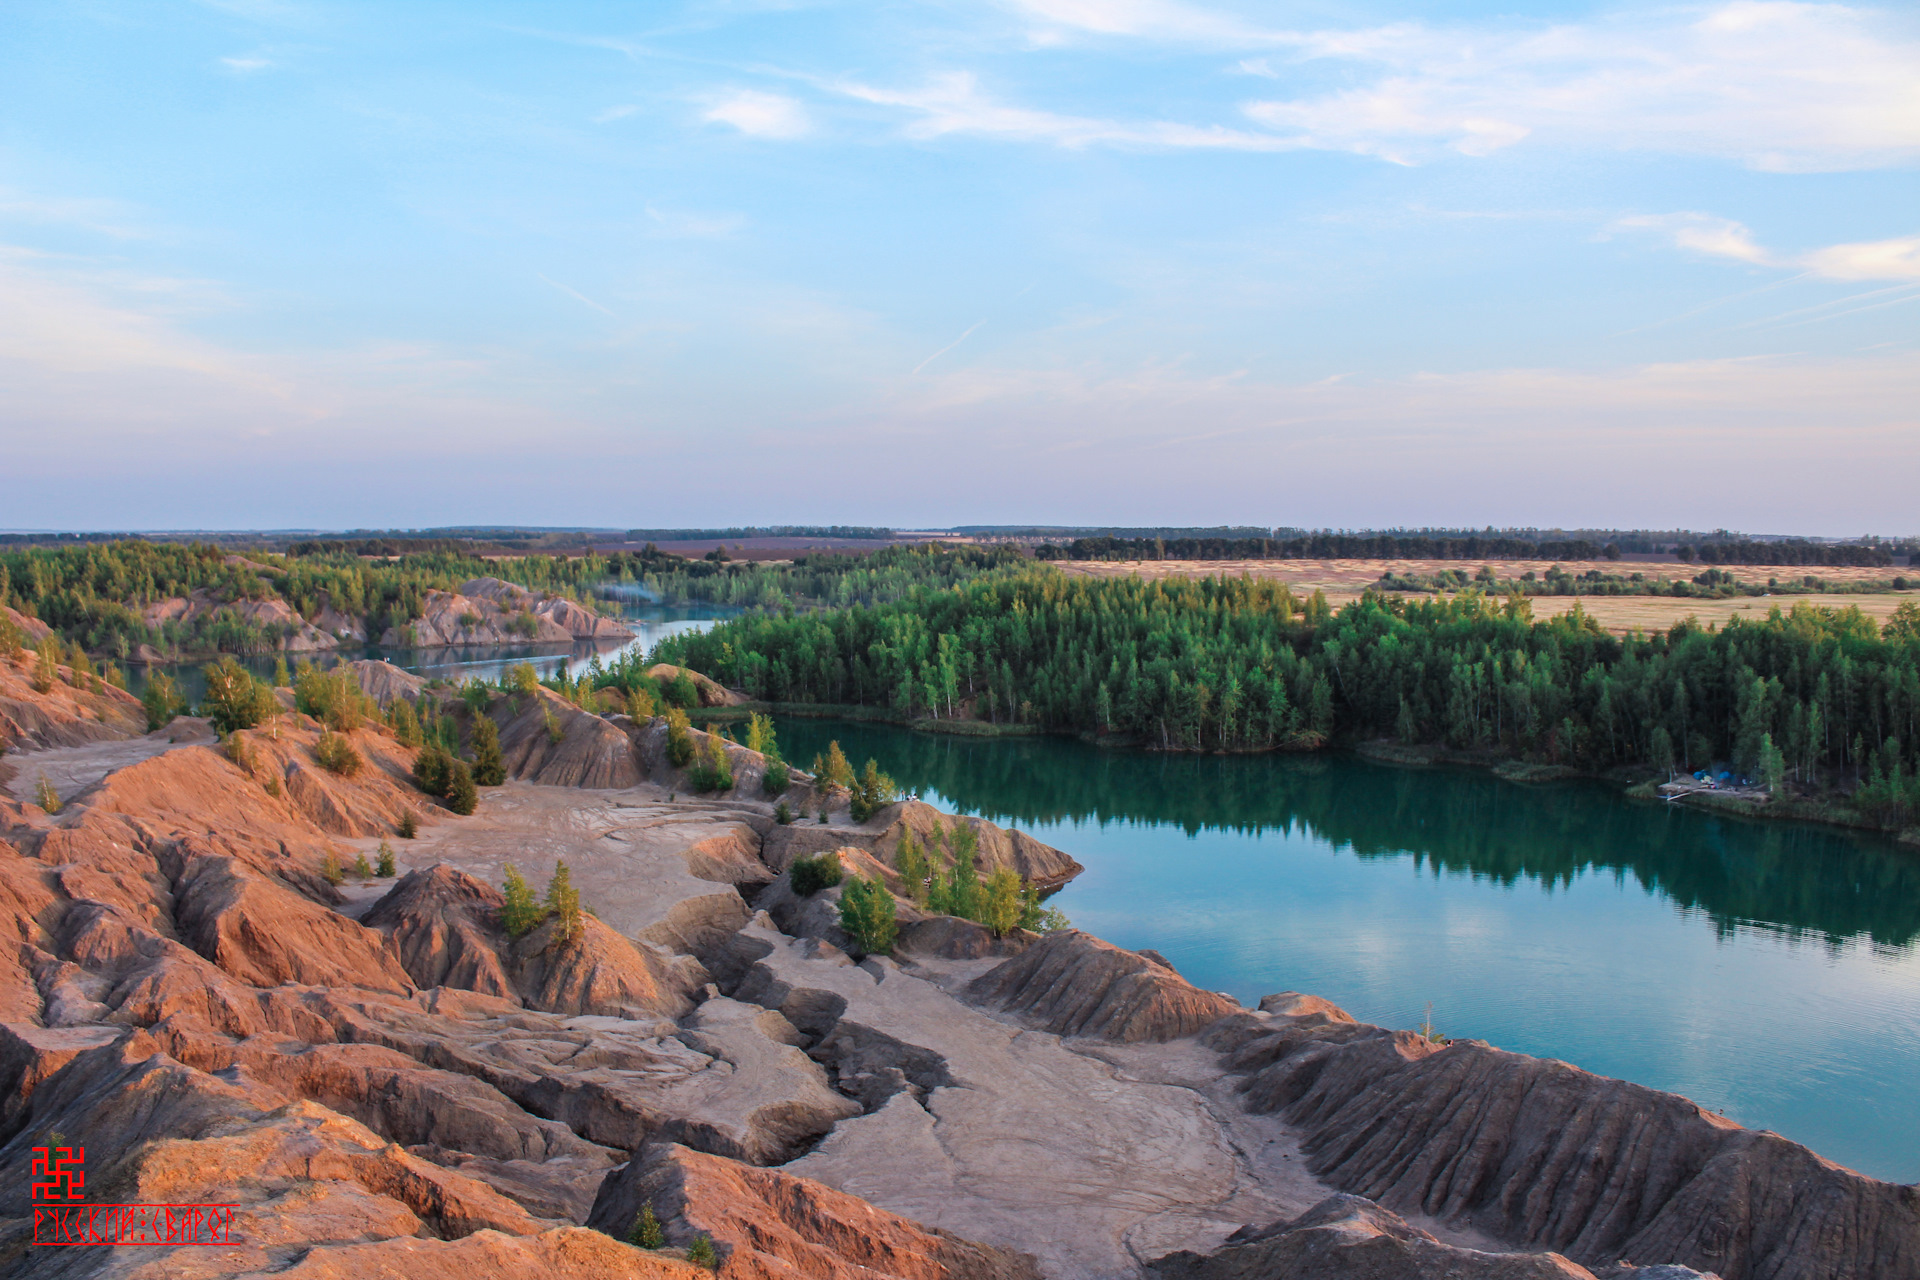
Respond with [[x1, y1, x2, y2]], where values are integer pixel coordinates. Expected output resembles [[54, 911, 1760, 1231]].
[[770, 716, 1920, 1185]]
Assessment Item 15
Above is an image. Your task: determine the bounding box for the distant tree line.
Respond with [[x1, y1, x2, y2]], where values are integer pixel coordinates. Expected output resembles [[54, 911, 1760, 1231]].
[[1034, 534, 1613, 561], [1032, 533, 1900, 566], [623, 526, 894, 542], [655, 570, 1920, 828]]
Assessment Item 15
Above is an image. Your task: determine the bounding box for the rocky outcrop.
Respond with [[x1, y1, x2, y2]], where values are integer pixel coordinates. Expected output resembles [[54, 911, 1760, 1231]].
[[351, 658, 429, 705], [362, 864, 701, 1020], [462, 578, 636, 642], [966, 929, 1241, 1042], [493, 688, 643, 788], [1205, 1005, 1920, 1280], [1148, 1194, 1678, 1280], [590, 1142, 1043, 1280], [141, 589, 341, 651], [760, 800, 1082, 891], [0, 1027, 707, 1279]]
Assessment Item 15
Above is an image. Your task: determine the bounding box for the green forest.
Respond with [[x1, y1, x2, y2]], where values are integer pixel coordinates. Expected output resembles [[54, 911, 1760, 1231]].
[[653, 570, 1920, 828], [0, 539, 1021, 659]]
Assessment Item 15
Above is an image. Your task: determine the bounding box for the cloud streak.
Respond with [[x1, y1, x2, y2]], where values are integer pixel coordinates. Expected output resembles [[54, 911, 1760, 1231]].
[[704, 89, 811, 138], [1617, 213, 1920, 281]]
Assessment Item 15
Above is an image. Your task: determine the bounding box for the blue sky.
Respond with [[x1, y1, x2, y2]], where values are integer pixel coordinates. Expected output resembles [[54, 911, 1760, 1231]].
[[2, 0, 1916, 532]]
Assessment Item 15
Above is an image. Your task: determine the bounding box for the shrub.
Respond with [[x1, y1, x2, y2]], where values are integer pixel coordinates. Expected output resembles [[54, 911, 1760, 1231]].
[[837, 876, 897, 955], [202, 658, 277, 734], [141, 670, 183, 731], [894, 830, 930, 906], [789, 852, 844, 897], [666, 670, 700, 710], [762, 758, 790, 796], [501, 864, 544, 938], [35, 775, 60, 814], [315, 730, 363, 777], [745, 712, 776, 756], [689, 730, 734, 793], [687, 1234, 718, 1271], [263, 774, 282, 798], [980, 867, 1023, 937], [273, 656, 292, 688], [774, 800, 793, 825], [413, 744, 453, 796], [508, 663, 540, 698], [397, 811, 418, 839], [847, 758, 896, 823], [1018, 888, 1069, 933], [322, 851, 345, 887], [375, 840, 396, 877], [471, 713, 505, 786], [545, 861, 583, 945], [352, 852, 374, 879], [224, 733, 255, 776], [628, 1204, 666, 1249], [0, 615, 21, 660], [626, 686, 658, 721], [68, 647, 94, 686], [665, 708, 694, 767], [445, 761, 478, 815], [543, 703, 564, 745], [33, 639, 61, 693]]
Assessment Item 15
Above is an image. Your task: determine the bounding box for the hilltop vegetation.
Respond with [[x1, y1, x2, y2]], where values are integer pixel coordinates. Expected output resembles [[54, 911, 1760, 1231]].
[[655, 569, 1920, 829]]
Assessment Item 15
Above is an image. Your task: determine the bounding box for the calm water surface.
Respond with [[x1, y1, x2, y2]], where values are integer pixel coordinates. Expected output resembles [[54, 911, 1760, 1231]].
[[772, 717, 1920, 1184]]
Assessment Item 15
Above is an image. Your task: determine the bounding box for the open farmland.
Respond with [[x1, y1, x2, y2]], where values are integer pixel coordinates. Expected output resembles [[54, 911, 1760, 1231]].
[[1052, 558, 1915, 635]]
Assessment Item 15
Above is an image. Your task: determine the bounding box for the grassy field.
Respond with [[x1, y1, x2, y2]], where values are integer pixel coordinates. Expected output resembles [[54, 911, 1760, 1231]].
[[1053, 558, 1914, 636]]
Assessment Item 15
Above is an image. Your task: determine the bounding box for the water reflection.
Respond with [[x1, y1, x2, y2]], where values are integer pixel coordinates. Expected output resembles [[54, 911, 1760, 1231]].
[[768, 719, 1920, 952]]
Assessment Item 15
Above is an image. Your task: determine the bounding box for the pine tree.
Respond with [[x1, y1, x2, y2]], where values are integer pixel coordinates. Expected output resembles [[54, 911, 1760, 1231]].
[[375, 840, 396, 877], [687, 1234, 718, 1270], [32, 638, 59, 693], [501, 864, 543, 938], [445, 761, 478, 815], [273, 655, 292, 688], [628, 1204, 665, 1249], [545, 861, 582, 945], [471, 712, 505, 786]]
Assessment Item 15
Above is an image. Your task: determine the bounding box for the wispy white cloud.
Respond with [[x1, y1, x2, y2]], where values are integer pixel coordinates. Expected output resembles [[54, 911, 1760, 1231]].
[[990, 1, 1920, 170], [703, 89, 811, 138], [537, 273, 617, 317], [1615, 213, 1920, 281], [220, 55, 274, 72], [836, 72, 1292, 150], [593, 104, 641, 123]]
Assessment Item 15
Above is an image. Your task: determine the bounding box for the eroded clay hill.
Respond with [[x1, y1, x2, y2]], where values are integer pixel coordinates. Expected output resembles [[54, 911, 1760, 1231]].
[[0, 650, 1911, 1280]]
